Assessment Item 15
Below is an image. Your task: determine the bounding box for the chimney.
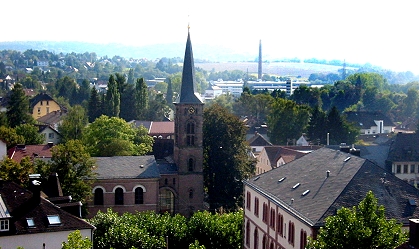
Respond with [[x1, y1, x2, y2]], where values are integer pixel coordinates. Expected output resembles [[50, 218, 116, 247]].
[[410, 219, 419, 247], [349, 144, 361, 156], [28, 174, 42, 204], [326, 170, 330, 178]]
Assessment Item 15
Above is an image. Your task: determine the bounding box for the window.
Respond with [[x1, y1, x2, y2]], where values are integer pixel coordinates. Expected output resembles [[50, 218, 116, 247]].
[[186, 122, 195, 146], [135, 187, 144, 204], [47, 215, 61, 226], [262, 235, 268, 249], [115, 187, 124, 205], [40, 101, 43, 106], [173, 178, 176, 185], [277, 213, 284, 236], [37, 107, 41, 114], [49, 133, 54, 139], [94, 188, 104, 205], [246, 191, 251, 210], [188, 158, 194, 172], [404, 164, 408, 173], [300, 230, 307, 249], [26, 218, 35, 228], [0, 220, 9, 231], [262, 203, 268, 223], [411, 165, 415, 173], [46, 100, 49, 105], [254, 228, 259, 249], [254, 197, 259, 216], [288, 221, 295, 246], [46, 107, 50, 113], [246, 220, 250, 246], [270, 208, 275, 229], [396, 164, 401, 174], [189, 189, 194, 199]]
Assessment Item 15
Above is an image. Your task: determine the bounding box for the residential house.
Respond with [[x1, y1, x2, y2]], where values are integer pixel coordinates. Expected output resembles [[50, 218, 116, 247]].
[[244, 147, 419, 249], [30, 93, 62, 119], [0, 176, 94, 249], [37, 124, 61, 145], [8, 144, 54, 163], [386, 132, 419, 186], [87, 29, 205, 218], [36, 109, 67, 130], [255, 146, 306, 175], [248, 132, 272, 155], [345, 111, 395, 134]]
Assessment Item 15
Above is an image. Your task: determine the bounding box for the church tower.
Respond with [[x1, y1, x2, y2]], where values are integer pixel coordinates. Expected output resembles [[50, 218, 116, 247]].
[[174, 28, 205, 216]]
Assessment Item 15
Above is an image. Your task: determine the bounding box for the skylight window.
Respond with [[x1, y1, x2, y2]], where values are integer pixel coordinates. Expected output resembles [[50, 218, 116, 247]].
[[302, 190, 310, 196], [409, 199, 417, 206], [253, 176, 260, 181], [47, 215, 61, 226], [292, 183, 300, 189], [344, 156, 351, 162], [278, 177, 286, 182], [26, 218, 35, 228]]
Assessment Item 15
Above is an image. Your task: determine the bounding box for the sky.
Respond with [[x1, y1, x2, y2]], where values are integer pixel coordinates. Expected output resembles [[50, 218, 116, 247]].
[[3, 0, 419, 73]]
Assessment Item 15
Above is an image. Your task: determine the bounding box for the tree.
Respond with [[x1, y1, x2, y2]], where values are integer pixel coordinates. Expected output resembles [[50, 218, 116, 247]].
[[0, 157, 35, 186], [0, 126, 25, 148], [135, 78, 148, 120], [88, 87, 101, 123], [203, 104, 255, 211], [104, 74, 120, 117], [307, 106, 327, 144], [58, 105, 88, 143], [326, 106, 358, 145], [15, 123, 45, 145], [307, 191, 407, 249], [62, 230, 92, 249], [44, 139, 96, 203], [267, 98, 311, 145], [82, 115, 153, 156], [6, 83, 34, 127]]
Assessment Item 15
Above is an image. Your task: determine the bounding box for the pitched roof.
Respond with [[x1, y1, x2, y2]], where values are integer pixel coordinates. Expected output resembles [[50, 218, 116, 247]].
[[263, 146, 306, 166], [246, 147, 419, 227], [248, 133, 272, 147], [8, 144, 54, 163], [29, 93, 56, 109], [149, 121, 174, 136], [178, 30, 203, 104], [345, 111, 395, 128], [387, 133, 419, 162], [36, 110, 67, 125], [0, 180, 94, 236], [93, 155, 160, 179]]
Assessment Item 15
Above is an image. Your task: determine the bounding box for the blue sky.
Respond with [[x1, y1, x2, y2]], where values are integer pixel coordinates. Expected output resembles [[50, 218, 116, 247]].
[[3, 0, 418, 73]]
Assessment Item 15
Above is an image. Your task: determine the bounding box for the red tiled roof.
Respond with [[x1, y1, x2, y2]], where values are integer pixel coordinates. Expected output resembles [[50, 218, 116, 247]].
[[149, 121, 174, 135], [8, 144, 53, 163]]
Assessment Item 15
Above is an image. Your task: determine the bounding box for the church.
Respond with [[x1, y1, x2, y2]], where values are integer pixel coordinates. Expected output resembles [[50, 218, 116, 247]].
[[86, 29, 205, 218]]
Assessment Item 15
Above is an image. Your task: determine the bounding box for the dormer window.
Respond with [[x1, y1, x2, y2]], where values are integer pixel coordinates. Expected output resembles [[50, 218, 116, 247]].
[[0, 219, 9, 231], [47, 215, 61, 226]]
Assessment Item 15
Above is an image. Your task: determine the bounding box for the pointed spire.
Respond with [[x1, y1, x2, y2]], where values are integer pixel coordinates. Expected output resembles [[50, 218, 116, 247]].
[[178, 28, 203, 104]]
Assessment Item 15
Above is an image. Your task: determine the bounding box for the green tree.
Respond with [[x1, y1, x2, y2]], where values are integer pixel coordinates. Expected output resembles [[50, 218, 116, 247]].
[[0, 157, 35, 186], [327, 106, 358, 145], [6, 83, 34, 128], [61, 230, 92, 249], [58, 105, 88, 143], [307, 191, 407, 249], [0, 126, 25, 148], [44, 140, 96, 203], [307, 106, 327, 144], [82, 115, 152, 156], [104, 74, 120, 117], [88, 87, 101, 123], [15, 123, 45, 145], [203, 104, 255, 211], [267, 98, 311, 145], [135, 78, 149, 120]]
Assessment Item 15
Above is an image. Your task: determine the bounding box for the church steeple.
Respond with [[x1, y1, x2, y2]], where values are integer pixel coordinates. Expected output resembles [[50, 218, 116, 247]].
[[178, 29, 203, 104]]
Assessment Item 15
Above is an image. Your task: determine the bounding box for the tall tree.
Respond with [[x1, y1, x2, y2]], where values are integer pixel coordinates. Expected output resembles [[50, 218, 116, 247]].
[[267, 98, 311, 145], [88, 87, 101, 123], [135, 78, 148, 120], [104, 74, 120, 117], [307, 191, 407, 249], [6, 83, 34, 128], [15, 123, 45, 145], [0, 126, 24, 149], [326, 106, 358, 145], [58, 105, 88, 143], [307, 106, 327, 144], [203, 104, 255, 211], [127, 68, 135, 84]]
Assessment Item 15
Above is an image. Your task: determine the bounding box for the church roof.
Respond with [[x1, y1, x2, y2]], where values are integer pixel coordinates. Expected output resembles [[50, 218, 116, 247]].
[[246, 147, 419, 227], [178, 30, 203, 104], [93, 155, 160, 179]]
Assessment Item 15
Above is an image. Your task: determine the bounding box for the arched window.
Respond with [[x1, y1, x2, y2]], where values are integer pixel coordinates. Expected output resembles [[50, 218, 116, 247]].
[[246, 220, 250, 246], [159, 188, 175, 214], [262, 235, 268, 249], [300, 229, 307, 249], [135, 187, 144, 204], [115, 187, 124, 205], [186, 122, 195, 146], [254, 228, 259, 249], [288, 221, 295, 246], [188, 158, 194, 171], [94, 188, 104, 205]]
